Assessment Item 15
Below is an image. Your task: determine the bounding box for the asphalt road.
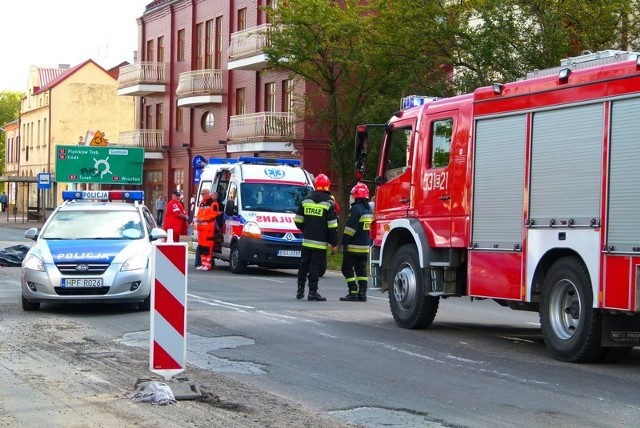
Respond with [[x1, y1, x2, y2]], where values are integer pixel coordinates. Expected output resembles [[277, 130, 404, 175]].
[[2, 224, 640, 427]]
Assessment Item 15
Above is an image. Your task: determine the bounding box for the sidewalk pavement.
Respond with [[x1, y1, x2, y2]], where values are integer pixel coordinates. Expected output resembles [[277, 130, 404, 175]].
[[0, 212, 44, 231]]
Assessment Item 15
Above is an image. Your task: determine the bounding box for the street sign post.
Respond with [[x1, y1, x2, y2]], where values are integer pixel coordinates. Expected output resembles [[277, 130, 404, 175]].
[[37, 173, 51, 189], [55, 145, 144, 185]]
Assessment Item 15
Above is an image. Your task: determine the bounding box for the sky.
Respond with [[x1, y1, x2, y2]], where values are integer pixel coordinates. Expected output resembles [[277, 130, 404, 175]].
[[1, 0, 150, 92]]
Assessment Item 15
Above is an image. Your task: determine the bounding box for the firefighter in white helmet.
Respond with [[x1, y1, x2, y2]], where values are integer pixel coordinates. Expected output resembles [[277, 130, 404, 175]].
[[339, 182, 373, 301]]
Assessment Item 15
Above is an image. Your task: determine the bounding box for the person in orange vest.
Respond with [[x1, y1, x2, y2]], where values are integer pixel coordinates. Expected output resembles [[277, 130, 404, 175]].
[[194, 188, 220, 271]]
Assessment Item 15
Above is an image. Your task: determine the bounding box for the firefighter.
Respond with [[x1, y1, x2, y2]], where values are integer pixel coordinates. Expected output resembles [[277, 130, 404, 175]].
[[195, 189, 220, 271], [294, 174, 338, 301], [339, 182, 373, 302]]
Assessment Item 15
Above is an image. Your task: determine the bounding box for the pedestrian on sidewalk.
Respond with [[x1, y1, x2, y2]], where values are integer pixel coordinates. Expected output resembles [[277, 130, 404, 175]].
[[0, 192, 7, 213], [155, 194, 165, 225]]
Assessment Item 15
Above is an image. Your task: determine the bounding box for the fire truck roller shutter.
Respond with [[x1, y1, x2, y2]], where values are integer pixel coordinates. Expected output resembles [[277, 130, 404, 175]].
[[472, 114, 526, 250], [529, 103, 603, 227], [607, 97, 640, 253]]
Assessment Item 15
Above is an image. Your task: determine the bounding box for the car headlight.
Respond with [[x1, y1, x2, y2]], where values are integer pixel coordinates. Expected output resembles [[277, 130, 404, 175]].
[[241, 221, 262, 239], [122, 254, 149, 271], [23, 254, 45, 271]]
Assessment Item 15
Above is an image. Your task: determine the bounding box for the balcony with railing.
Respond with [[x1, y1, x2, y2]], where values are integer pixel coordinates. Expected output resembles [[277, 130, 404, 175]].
[[117, 130, 165, 153], [228, 24, 272, 71], [117, 62, 167, 96], [226, 112, 295, 153], [176, 70, 223, 107]]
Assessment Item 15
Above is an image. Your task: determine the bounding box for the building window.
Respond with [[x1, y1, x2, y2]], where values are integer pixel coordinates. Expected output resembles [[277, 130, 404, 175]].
[[176, 107, 183, 132], [177, 29, 185, 61], [238, 8, 247, 31], [266, 0, 273, 24], [283, 79, 293, 112], [205, 20, 214, 69], [146, 39, 155, 62], [265, 82, 276, 112], [156, 104, 164, 130], [236, 88, 245, 115], [145, 105, 153, 130], [215, 16, 223, 69], [201, 111, 215, 133], [196, 23, 205, 70], [173, 169, 185, 194], [157, 36, 164, 62]]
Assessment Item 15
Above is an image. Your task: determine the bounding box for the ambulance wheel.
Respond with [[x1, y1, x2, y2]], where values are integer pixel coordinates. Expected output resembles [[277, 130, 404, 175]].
[[540, 256, 602, 363], [230, 244, 247, 274], [389, 244, 439, 329], [22, 295, 40, 311]]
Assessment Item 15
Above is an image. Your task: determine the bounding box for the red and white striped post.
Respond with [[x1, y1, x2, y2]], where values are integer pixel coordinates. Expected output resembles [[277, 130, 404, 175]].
[[149, 240, 188, 380]]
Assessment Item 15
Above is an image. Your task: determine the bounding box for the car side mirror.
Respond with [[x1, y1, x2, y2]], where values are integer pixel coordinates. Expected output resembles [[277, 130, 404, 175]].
[[24, 228, 39, 241]]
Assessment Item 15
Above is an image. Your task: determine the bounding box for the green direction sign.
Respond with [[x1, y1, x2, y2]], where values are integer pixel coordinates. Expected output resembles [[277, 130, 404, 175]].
[[55, 145, 144, 185]]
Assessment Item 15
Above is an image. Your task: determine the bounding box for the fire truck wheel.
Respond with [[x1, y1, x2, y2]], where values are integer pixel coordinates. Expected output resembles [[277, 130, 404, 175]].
[[230, 244, 248, 274], [540, 256, 602, 363], [388, 244, 439, 329]]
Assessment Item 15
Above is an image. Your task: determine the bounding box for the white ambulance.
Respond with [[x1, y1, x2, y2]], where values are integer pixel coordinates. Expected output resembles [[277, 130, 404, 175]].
[[193, 157, 314, 273]]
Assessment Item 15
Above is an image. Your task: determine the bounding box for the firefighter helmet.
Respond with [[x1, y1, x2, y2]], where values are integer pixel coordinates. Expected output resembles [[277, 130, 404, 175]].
[[351, 182, 369, 199], [314, 174, 330, 191]]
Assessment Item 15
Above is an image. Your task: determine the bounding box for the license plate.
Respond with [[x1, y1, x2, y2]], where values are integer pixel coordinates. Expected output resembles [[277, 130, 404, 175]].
[[277, 250, 301, 257], [61, 278, 103, 288]]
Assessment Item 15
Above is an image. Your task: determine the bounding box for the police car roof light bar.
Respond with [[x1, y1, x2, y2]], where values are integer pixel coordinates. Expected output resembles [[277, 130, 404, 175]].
[[238, 156, 301, 167], [61, 190, 144, 202]]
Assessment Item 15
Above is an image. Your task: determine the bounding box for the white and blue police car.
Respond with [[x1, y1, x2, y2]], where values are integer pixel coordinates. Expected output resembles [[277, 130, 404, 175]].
[[20, 190, 167, 311]]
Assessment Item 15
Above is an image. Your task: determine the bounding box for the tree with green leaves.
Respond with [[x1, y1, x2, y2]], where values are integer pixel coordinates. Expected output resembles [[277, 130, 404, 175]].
[[0, 91, 23, 180], [265, 0, 417, 222], [265, 0, 640, 214]]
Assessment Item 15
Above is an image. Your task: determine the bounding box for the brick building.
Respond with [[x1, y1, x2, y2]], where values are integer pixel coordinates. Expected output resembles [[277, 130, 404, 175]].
[[117, 0, 332, 210]]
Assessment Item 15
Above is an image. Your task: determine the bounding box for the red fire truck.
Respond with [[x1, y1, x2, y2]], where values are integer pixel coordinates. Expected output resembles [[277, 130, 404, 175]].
[[355, 50, 640, 363]]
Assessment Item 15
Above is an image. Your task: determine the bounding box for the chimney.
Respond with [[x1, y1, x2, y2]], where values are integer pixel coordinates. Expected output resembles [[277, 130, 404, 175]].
[[58, 64, 70, 70]]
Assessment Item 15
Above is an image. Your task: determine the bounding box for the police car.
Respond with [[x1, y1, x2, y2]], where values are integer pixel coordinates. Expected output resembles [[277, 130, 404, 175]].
[[20, 190, 167, 311]]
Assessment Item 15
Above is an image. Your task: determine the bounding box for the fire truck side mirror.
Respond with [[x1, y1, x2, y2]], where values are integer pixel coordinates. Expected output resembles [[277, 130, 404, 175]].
[[354, 126, 368, 179]]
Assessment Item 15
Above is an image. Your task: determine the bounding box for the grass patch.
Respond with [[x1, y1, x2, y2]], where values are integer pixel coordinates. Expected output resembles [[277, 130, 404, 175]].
[[326, 251, 343, 271]]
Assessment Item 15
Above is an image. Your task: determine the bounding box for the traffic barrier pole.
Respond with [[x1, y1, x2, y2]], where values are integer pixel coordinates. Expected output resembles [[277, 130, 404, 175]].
[[149, 241, 188, 380]]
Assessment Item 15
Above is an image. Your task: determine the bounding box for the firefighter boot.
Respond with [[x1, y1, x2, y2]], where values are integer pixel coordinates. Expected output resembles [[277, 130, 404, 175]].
[[307, 291, 326, 301], [339, 284, 359, 301], [296, 284, 305, 300], [358, 283, 368, 302]]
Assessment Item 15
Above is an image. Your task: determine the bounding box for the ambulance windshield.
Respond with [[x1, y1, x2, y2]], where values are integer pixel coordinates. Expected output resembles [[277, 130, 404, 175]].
[[240, 183, 312, 213]]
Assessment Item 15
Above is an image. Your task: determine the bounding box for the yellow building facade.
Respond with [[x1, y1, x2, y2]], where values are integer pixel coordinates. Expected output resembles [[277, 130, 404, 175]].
[[19, 60, 135, 210]]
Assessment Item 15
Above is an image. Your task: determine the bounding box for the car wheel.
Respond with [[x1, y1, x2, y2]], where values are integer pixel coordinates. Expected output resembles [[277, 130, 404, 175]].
[[230, 244, 247, 274], [22, 295, 40, 311], [138, 295, 151, 311]]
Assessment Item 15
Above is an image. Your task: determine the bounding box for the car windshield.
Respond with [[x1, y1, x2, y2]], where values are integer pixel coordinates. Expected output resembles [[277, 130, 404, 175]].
[[41, 210, 144, 240], [240, 183, 312, 213]]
